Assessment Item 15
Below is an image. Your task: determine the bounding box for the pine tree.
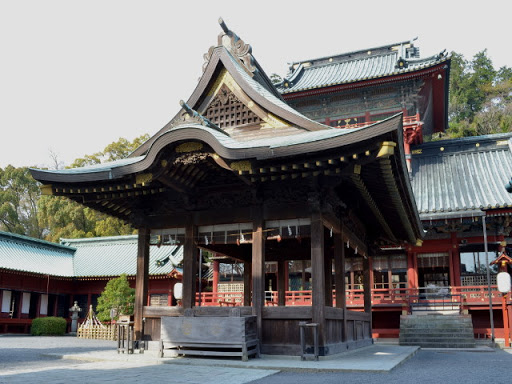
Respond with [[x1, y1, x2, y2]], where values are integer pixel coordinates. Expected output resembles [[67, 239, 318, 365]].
[[95, 274, 135, 322]]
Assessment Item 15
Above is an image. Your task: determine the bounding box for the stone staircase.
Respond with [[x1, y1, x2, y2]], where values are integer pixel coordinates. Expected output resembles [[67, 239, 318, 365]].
[[399, 314, 476, 348]]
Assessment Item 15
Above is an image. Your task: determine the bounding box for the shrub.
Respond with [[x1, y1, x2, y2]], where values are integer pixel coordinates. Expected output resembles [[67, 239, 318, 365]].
[[31, 316, 67, 336]]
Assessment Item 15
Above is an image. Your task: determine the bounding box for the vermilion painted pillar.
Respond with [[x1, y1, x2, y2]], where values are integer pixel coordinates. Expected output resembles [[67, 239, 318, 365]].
[[407, 250, 416, 289], [213, 260, 220, 294], [451, 232, 461, 286]]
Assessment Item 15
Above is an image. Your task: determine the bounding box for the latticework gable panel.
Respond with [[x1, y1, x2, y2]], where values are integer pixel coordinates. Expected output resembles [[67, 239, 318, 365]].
[[204, 85, 263, 129]]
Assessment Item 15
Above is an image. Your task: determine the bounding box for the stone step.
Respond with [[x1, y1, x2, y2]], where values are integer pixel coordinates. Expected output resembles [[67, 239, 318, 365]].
[[400, 337, 476, 343], [400, 325, 473, 331], [399, 313, 475, 349], [401, 315, 472, 320], [400, 342, 476, 348], [399, 330, 474, 336], [401, 322, 473, 327], [400, 325, 474, 331], [400, 314, 471, 320]]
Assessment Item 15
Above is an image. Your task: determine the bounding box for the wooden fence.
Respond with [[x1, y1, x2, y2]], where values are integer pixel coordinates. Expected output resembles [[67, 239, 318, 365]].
[[77, 323, 117, 340]]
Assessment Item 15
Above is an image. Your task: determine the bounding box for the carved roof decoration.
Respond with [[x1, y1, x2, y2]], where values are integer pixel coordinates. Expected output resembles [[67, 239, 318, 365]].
[[203, 18, 257, 78], [133, 20, 330, 156], [29, 21, 426, 247], [203, 83, 263, 130], [177, 100, 229, 136]]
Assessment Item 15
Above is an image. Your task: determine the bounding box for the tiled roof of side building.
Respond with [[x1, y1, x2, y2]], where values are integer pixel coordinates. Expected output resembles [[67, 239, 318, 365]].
[[0, 231, 75, 277], [410, 133, 512, 219], [0, 231, 182, 278], [61, 235, 182, 277], [276, 40, 449, 94]]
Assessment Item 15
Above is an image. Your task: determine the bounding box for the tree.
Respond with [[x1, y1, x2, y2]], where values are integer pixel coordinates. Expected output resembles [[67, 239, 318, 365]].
[[69, 134, 149, 168], [95, 274, 135, 322], [37, 134, 149, 241], [0, 166, 42, 238], [444, 50, 512, 139]]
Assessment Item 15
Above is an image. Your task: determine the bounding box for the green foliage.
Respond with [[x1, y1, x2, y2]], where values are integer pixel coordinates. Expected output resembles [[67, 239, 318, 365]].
[[95, 274, 135, 322], [0, 166, 42, 238], [31, 316, 67, 336], [36, 134, 149, 241], [69, 134, 149, 168], [37, 195, 134, 242], [446, 49, 512, 138]]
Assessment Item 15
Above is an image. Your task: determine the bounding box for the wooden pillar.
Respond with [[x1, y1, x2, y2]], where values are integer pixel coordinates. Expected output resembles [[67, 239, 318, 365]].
[[244, 261, 252, 306], [451, 232, 461, 286], [134, 227, 150, 340], [369, 256, 374, 291], [363, 255, 372, 316], [334, 233, 347, 341], [182, 223, 198, 309], [311, 210, 326, 345], [212, 259, 220, 294], [53, 296, 58, 317], [284, 262, 289, 291], [277, 261, 286, 306], [324, 254, 333, 306], [252, 211, 265, 341]]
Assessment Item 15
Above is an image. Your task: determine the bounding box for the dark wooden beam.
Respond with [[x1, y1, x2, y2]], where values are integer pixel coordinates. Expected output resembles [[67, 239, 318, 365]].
[[146, 203, 311, 229], [363, 255, 372, 316], [244, 261, 252, 306], [182, 222, 198, 309], [134, 227, 150, 340], [334, 233, 347, 341], [324, 252, 333, 307], [277, 260, 286, 306], [311, 209, 326, 345], [322, 210, 368, 256], [251, 209, 265, 341]]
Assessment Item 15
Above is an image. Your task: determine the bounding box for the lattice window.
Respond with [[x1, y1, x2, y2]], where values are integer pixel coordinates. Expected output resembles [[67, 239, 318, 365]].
[[204, 85, 262, 129], [417, 252, 449, 268], [218, 283, 244, 292], [149, 294, 168, 306], [461, 274, 497, 286]]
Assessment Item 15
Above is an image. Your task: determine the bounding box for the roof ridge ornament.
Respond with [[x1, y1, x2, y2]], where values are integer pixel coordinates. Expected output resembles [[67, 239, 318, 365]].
[[203, 18, 257, 77], [178, 100, 230, 136]]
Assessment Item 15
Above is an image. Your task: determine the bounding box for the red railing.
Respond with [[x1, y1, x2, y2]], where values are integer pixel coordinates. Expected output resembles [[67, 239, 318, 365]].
[[195, 285, 508, 308]]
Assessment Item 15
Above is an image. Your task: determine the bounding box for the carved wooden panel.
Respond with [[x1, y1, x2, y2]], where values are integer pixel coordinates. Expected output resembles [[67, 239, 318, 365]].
[[204, 85, 262, 129]]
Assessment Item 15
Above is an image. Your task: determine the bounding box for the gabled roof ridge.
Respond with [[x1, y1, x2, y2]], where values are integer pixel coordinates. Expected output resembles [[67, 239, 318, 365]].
[[415, 132, 512, 148], [287, 40, 413, 67], [61, 234, 138, 245], [0, 230, 75, 253]]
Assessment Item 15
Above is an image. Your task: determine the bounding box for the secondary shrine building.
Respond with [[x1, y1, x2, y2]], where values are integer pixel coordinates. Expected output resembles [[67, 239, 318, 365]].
[[18, 19, 512, 350]]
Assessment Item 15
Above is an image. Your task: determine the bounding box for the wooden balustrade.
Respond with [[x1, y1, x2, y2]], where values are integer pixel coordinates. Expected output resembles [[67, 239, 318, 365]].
[[194, 286, 506, 308]]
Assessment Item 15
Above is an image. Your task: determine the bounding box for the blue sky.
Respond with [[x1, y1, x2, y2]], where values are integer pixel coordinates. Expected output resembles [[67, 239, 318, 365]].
[[1, 0, 510, 168]]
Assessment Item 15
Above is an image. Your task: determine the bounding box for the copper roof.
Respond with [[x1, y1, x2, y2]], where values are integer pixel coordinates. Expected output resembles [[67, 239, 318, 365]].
[[411, 133, 512, 219], [276, 41, 449, 94]]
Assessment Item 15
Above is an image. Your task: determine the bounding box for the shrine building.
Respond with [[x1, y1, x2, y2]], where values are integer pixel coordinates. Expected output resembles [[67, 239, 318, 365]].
[[0, 18, 510, 351]]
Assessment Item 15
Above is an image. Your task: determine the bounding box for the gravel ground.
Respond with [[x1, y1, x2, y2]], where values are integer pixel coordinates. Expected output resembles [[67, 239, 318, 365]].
[[1, 335, 511, 384], [0, 335, 116, 372], [248, 349, 512, 384]]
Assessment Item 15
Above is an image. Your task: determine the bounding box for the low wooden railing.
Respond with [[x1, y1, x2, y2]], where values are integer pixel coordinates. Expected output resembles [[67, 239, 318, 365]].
[[195, 285, 508, 308], [334, 114, 421, 130]]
